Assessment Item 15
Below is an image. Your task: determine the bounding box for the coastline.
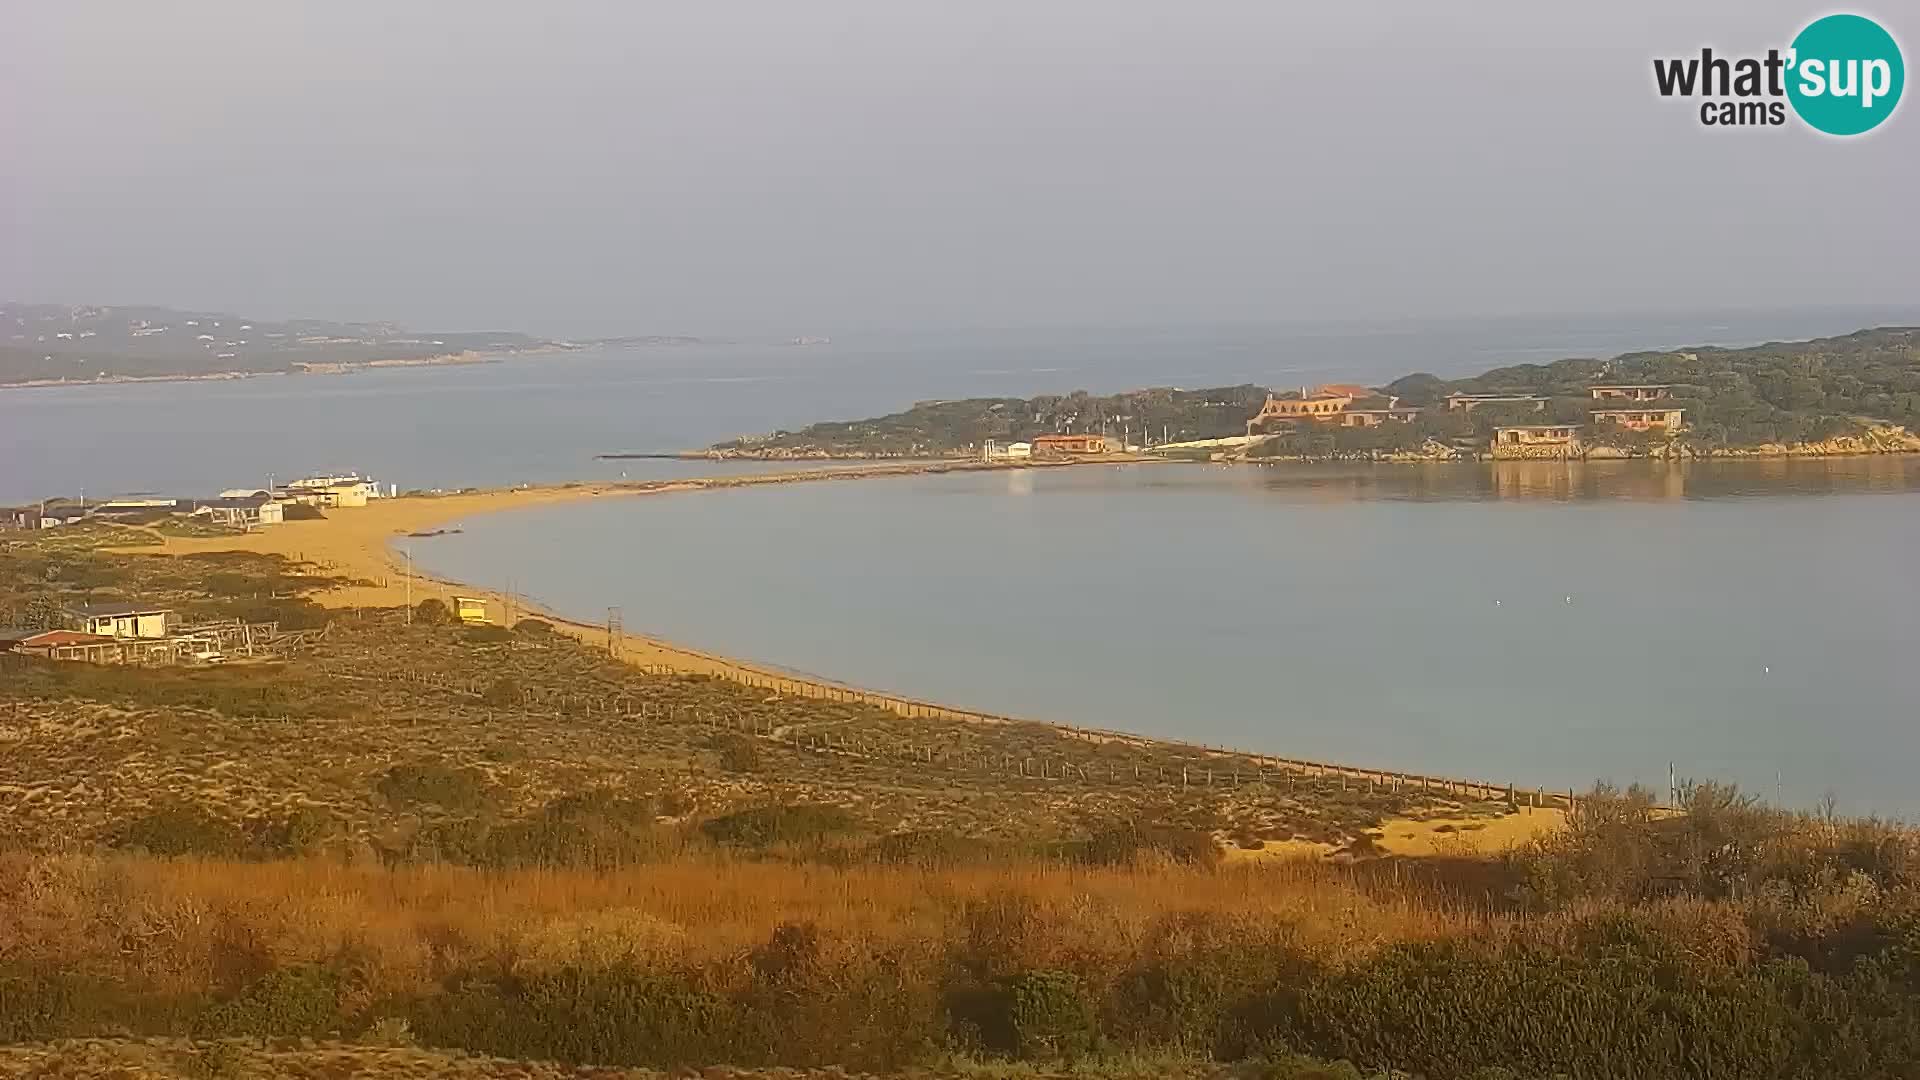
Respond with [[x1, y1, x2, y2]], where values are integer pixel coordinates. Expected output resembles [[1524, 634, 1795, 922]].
[[0, 347, 557, 392], [131, 456, 1571, 807], [141, 458, 1106, 684]]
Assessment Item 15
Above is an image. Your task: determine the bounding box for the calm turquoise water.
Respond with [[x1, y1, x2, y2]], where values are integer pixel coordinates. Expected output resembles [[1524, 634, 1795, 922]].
[[414, 459, 1920, 819]]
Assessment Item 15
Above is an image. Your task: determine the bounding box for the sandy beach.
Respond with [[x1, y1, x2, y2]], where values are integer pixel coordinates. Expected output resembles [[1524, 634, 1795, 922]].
[[126, 454, 1571, 852], [141, 459, 1085, 687]]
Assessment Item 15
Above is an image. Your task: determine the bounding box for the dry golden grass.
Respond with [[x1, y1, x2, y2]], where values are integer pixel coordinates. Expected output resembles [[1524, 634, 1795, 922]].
[[0, 851, 1482, 1002]]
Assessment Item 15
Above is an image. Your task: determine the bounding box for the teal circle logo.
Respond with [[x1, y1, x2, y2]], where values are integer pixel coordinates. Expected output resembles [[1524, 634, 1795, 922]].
[[1787, 14, 1904, 135]]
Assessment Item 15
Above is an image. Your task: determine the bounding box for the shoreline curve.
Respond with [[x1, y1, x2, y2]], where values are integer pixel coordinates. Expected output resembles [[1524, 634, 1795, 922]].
[[133, 456, 1565, 807]]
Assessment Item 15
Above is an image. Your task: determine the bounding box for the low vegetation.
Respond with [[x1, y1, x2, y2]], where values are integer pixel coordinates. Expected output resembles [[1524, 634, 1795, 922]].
[[0, 795, 1914, 1077], [720, 328, 1920, 459], [3, 527, 1918, 1076], [715, 386, 1272, 456]]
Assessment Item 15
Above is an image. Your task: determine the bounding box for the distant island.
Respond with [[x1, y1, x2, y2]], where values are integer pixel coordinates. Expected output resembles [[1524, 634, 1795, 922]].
[[0, 302, 742, 388], [709, 326, 1920, 460], [0, 302, 565, 386]]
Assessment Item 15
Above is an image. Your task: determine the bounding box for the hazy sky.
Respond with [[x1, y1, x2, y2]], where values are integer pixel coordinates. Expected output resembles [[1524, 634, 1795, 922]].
[[2, 1, 1913, 337]]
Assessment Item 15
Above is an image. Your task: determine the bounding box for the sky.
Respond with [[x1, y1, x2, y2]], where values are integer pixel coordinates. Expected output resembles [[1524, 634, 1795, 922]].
[[2, 1, 1914, 338]]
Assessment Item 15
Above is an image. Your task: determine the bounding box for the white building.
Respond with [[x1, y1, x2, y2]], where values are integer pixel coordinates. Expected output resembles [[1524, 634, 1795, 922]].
[[67, 602, 178, 640], [286, 475, 389, 502], [194, 494, 286, 527]]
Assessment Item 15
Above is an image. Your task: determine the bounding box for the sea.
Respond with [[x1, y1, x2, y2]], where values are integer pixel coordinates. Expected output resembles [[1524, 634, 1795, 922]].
[[7, 307, 1919, 816]]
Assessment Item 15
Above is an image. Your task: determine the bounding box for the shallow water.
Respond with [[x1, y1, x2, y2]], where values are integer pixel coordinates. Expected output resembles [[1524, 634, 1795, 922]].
[[413, 458, 1920, 819]]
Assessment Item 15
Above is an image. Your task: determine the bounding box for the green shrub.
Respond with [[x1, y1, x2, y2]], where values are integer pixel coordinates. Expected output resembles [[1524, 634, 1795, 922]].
[[412, 967, 735, 1067], [109, 804, 333, 860], [202, 572, 269, 597], [478, 675, 520, 704], [197, 965, 340, 1037], [404, 791, 681, 869], [868, 829, 998, 867], [738, 923, 944, 1069], [112, 805, 249, 858], [248, 805, 333, 856], [413, 598, 450, 626], [463, 625, 516, 645], [715, 735, 764, 773], [0, 966, 82, 1042], [701, 804, 858, 848], [1075, 820, 1221, 867], [376, 762, 490, 812], [512, 618, 553, 634], [1271, 933, 1920, 1079], [1005, 969, 1098, 1060]]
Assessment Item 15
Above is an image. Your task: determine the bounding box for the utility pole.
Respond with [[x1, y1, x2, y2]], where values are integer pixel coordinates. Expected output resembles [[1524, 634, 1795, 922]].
[[404, 544, 413, 624], [606, 607, 622, 657]]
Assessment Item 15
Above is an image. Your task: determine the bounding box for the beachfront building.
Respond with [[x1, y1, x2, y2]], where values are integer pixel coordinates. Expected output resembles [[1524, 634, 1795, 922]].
[[1490, 424, 1581, 460], [1445, 392, 1550, 412], [1591, 407, 1686, 433], [1338, 403, 1422, 427], [1249, 389, 1354, 430], [1588, 384, 1673, 402], [0, 507, 41, 531], [285, 475, 390, 508], [193, 493, 286, 527], [454, 596, 490, 624], [1030, 433, 1115, 455], [89, 495, 184, 520], [4, 630, 123, 663], [64, 602, 178, 640]]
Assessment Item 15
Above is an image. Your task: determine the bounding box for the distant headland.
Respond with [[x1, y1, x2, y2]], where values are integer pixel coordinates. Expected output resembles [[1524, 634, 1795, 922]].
[[702, 326, 1920, 462], [0, 301, 742, 389]]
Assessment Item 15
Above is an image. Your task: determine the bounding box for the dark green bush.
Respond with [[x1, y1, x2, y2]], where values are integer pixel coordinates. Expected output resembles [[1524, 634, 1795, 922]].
[[1074, 819, 1221, 867], [736, 923, 943, 1069], [1005, 969, 1098, 1060], [413, 598, 450, 626], [715, 735, 764, 773], [478, 674, 520, 703], [1109, 914, 1315, 1059], [463, 625, 516, 645], [0, 967, 82, 1042], [109, 805, 333, 860], [112, 805, 249, 858], [5, 663, 351, 718], [376, 762, 490, 812], [402, 791, 680, 869], [1270, 933, 1920, 1079], [868, 828, 998, 867], [412, 967, 734, 1067], [202, 572, 269, 597], [197, 965, 340, 1037], [700, 804, 858, 848]]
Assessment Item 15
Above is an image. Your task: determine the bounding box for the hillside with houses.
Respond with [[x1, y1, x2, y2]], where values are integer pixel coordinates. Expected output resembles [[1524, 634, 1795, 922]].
[[711, 327, 1920, 461]]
